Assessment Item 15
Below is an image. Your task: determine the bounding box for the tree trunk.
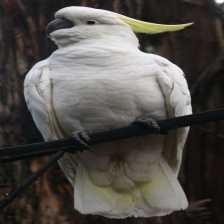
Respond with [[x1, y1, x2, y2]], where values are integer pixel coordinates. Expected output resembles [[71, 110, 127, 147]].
[[0, 0, 223, 223]]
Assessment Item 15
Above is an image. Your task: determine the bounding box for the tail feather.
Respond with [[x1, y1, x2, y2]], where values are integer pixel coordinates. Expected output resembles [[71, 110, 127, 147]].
[[73, 156, 188, 218], [140, 158, 188, 212]]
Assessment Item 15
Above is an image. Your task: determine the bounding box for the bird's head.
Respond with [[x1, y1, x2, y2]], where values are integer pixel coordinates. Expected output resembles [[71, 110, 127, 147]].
[[47, 6, 192, 48]]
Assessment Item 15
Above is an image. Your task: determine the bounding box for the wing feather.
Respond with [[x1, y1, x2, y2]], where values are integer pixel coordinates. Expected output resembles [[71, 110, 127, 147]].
[[153, 55, 192, 175], [24, 60, 54, 140], [24, 60, 77, 182]]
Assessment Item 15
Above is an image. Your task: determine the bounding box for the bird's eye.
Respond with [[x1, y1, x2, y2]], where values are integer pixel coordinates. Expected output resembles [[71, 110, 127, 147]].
[[86, 20, 96, 25]]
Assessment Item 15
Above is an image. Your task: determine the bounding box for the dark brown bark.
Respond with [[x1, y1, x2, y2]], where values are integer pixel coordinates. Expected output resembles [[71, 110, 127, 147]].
[[0, 0, 223, 223]]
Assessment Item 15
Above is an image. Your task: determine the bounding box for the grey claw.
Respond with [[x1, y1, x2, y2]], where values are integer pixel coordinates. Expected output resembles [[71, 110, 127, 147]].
[[72, 130, 91, 150], [135, 116, 162, 133]]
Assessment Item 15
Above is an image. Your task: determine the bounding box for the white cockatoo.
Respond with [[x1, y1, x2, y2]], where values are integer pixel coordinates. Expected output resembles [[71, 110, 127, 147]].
[[24, 6, 192, 219]]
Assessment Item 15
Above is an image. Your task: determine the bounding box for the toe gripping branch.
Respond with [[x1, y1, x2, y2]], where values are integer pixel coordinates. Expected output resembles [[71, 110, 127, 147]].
[[0, 108, 224, 210]]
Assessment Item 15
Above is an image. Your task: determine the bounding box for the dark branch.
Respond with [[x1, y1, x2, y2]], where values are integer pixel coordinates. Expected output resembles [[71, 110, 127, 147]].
[[1, 108, 224, 162], [0, 151, 64, 210]]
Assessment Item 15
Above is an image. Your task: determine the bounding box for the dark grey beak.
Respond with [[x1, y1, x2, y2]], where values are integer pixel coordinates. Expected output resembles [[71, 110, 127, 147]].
[[46, 18, 74, 36]]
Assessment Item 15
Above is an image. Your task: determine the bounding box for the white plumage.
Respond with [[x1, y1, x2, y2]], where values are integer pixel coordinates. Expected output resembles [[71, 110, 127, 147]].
[[24, 6, 192, 218]]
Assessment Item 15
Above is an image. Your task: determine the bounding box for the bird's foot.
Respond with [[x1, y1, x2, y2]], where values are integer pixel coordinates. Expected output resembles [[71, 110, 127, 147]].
[[134, 116, 163, 134], [72, 130, 91, 151]]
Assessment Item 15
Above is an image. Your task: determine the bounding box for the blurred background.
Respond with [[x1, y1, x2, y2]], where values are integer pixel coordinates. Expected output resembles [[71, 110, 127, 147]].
[[0, 0, 224, 223]]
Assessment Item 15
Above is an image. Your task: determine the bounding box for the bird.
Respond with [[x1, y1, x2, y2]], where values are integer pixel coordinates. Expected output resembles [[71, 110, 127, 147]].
[[24, 6, 192, 219]]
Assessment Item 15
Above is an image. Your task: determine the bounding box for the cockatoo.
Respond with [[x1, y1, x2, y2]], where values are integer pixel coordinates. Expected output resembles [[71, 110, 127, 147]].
[[24, 6, 192, 219]]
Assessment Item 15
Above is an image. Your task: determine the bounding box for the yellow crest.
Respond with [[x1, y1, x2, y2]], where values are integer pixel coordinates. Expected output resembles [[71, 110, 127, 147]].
[[119, 15, 193, 34]]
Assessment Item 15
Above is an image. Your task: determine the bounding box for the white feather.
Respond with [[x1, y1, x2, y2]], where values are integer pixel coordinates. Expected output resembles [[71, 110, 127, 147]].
[[24, 6, 192, 218]]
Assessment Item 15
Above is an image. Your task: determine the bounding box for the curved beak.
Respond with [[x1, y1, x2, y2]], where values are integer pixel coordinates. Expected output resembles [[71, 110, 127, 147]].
[[46, 18, 74, 36]]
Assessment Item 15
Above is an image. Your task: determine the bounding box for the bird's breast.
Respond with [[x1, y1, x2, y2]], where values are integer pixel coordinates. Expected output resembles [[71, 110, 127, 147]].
[[49, 69, 166, 134]]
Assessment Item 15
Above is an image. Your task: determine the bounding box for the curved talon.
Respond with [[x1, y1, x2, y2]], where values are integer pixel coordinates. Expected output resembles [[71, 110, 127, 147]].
[[134, 116, 162, 133], [72, 130, 91, 151]]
